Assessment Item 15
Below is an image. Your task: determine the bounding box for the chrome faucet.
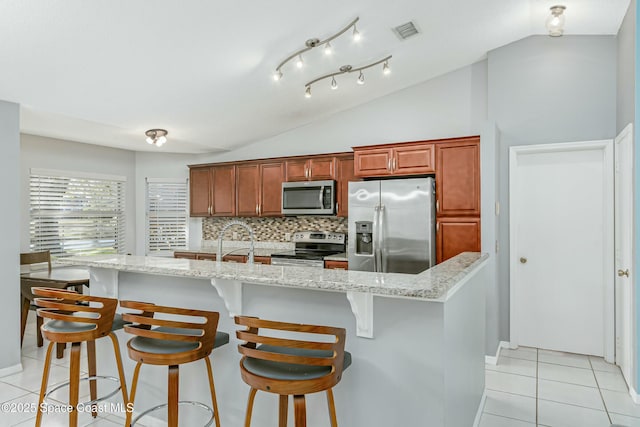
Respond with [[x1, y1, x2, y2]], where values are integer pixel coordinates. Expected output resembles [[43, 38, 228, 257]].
[[217, 220, 255, 265]]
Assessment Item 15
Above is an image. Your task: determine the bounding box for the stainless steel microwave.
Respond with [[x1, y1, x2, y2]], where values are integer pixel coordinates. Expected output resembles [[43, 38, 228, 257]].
[[281, 180, 335, 215]]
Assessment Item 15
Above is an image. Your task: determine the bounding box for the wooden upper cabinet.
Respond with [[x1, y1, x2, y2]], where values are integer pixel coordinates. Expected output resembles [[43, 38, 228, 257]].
[[435, 138, 480, 217], [285, 157, 335, 181], [211, 165, 236, 216], [436, 217, 481, 263], [353, 142, 435, 177], [236, 164, 260, 217], [190, 167, 212, 216], [336, 155, 358, 217], [259, 162, 284, 216]]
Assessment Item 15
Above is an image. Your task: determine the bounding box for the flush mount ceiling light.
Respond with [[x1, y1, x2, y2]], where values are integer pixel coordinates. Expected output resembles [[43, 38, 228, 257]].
[[545, 5, 566, 37], [145, 129, 168, 147], [273, 17, 361, 81], [303, 55, 392, 98]]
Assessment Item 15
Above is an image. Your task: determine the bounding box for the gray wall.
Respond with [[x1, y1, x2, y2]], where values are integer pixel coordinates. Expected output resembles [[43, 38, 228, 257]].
[[617, 0, 636, 134], [488, 35, 617, 346], [20, 134, 137, 255], [0, 101, 21, 374]]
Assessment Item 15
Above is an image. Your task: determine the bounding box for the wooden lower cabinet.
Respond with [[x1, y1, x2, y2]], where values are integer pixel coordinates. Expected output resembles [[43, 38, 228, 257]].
[[176, 252, 271, 264], [173, 251, 197, 259], [436, 217, 481, 264], [254, 256, 271, 265], [324, 260, 348, 270], [195, 253, 217, 261]]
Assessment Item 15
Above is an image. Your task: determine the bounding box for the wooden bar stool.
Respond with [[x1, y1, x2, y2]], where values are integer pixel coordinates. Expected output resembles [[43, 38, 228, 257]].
[[121, 301, 228, 427], [235, 316, 351, 427], [32, 287, 129, 427]]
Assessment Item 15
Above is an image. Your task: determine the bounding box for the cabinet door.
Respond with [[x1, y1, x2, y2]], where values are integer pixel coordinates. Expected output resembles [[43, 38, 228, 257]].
[[285, 159, 309, 181], [393, 144, 435, 175], [436, 140, 480, 217], [308, 157, 335, 180], [354, 148, 392, 177], [236, 164, 260, 217], [254, 256, 271, 265], [211, 165, 236, 216], [336, 156, 358, 217], [260, 162, 284, 216], [174, 251, 197, 259], [436, 218, 481, 263], [324, 260, 348, 270], [196, 253, 217, 261], [189, 167, 212, 216]]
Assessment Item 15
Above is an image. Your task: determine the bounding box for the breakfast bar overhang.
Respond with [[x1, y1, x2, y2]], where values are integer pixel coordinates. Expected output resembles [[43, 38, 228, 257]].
[[60, 252, 489, 427]]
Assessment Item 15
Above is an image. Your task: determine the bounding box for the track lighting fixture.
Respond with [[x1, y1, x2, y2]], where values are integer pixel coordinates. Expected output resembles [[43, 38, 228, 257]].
[[273, 17, 360, 80], [303, 55, 392, 98], [145, 129, 168, 147]]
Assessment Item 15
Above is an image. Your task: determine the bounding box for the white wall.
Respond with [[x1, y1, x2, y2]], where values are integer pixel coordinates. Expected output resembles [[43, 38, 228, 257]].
[[617, 0, 636, 134], [195, 61, 488, 163], [20, 134, 137, 254], [488, 35, 617, 352], [0, 100, 22, 375]]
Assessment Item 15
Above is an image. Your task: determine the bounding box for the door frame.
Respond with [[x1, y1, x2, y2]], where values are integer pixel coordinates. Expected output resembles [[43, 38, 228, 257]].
[[509, 140, 614, 361]]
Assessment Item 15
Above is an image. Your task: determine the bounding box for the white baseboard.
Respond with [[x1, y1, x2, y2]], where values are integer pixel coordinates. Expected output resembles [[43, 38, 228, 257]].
[[485, 341, 510, 365], [629, 385, 640, 404], [473, 389, 487, 427], [0, 362, 23, 378]]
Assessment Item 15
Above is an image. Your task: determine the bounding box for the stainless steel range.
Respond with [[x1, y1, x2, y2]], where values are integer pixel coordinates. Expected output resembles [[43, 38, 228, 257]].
[[271, 231, 346, 268]]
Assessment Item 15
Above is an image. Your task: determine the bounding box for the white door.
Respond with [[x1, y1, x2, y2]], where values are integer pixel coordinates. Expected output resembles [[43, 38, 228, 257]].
[[510, 141, 614, 358], [614, 124, 634, 383]]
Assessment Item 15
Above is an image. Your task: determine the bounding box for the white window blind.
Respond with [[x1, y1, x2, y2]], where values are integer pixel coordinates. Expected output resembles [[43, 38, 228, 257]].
[[146, 178, 188, 255], [29, 170, 126, 258]]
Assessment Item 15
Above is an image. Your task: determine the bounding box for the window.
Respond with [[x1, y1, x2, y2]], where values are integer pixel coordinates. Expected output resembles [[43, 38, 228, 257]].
[[29, 169, 126, 258], [146, 178, 188, 255]]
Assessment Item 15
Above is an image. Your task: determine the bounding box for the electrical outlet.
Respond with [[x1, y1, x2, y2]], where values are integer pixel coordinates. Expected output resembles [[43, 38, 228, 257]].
[[232, 231, 238, 240], [285, 233, 291, 241]]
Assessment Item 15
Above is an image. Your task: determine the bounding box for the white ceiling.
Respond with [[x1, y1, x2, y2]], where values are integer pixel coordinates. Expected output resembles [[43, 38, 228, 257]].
[[0, 0, 630, 154]]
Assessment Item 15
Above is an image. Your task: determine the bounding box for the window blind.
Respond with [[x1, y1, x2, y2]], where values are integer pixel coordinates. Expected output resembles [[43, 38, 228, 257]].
[[146, 179, 188, 255], [29, 172, 126, 258]]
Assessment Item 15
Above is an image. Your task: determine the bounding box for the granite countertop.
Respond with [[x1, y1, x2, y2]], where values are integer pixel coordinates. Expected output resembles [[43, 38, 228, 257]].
[[59, 252, 488, 301], [323, 252, 348, 262]]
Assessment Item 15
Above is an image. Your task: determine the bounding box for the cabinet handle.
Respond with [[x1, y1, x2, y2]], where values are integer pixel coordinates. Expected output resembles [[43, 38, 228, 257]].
[[208, 206, 211, 215], [387, 159, 392, 171], [258, 204, 261, 215], [393, 158, 397, 171], [436, 200, 439, 212], [256, 204, 259, 215], [436, 222, 439, 232], [336, 202, 339, 212]]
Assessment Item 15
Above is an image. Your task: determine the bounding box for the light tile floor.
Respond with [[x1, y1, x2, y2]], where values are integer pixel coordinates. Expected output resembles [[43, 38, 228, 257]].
[[0, 311, 134, 426], [481, 346, 640, 427], [6, 313, 640, 426]]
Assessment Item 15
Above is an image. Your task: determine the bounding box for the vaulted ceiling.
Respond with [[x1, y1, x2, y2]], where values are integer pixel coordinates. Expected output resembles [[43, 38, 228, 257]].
[[0, 0, 630, 153]]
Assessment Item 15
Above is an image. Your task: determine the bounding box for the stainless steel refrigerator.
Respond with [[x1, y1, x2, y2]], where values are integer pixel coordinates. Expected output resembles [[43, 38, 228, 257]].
[[348, 177, 436, 274]]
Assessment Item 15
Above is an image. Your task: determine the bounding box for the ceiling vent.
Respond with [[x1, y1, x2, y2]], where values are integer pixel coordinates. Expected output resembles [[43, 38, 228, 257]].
[[392, 21, 420, 40]]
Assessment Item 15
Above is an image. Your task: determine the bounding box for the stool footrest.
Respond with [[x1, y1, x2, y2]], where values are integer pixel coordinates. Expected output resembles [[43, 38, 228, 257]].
[[44, 375, 122, 407], [131, 400, 215, 427]]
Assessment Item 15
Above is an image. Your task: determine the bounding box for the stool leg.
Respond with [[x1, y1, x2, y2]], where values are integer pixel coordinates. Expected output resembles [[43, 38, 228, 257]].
[[204, 356, 221, 427], [35, 342, 55, 427], [87, 340, 97, 418], [279, 395, 288, 427], [326, 389, 338, 427], [126, 361, 143, 427], [56, 343, 65, 359], [244, 388, 258, 427], [293, 395, 307, 427], [168, 365, 179, 427], [107, 333, 129, 410], [36, 315, 43, 347], [68, 342, 82, 427]]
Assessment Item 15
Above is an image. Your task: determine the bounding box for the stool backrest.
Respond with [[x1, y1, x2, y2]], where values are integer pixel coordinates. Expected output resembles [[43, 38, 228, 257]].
[[120, 301, 220, 358], [20, 250, 52, 273], [235, 316, 347, 388], [32, 287, 117, 338]]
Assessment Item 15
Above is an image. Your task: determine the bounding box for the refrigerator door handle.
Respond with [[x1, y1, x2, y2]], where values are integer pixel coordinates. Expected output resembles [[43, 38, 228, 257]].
[[372, 205, 380, 272], [379, 204, 386, 273]]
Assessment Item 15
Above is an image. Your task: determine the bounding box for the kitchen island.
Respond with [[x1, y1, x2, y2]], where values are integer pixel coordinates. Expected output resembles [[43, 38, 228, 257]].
[[59, 252, 488, 427]]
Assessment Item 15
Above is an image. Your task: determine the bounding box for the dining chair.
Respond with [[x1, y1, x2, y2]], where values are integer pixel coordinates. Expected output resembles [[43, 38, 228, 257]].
[[20, 251, 54, 347]]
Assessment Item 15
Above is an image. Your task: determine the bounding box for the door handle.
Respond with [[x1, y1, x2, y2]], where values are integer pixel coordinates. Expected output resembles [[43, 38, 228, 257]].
[[618, 269, 629, 277], [520, 257, 527, 264], [387, 159, 392, 172]]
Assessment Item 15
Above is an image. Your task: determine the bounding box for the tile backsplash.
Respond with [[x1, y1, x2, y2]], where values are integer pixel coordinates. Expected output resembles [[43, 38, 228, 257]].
[[202, 217, 348, 242]]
